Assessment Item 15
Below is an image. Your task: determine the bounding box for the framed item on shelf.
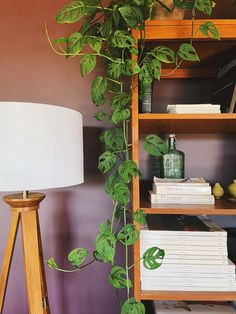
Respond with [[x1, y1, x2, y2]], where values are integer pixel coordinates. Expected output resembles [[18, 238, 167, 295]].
[[211, 58, 236, 113]]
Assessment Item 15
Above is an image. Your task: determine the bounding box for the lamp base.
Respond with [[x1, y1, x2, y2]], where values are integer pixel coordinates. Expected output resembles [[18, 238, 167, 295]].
[[0, 192, 50, 314]]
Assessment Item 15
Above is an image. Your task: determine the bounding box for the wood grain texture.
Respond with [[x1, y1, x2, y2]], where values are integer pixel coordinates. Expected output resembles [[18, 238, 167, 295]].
[[139, 113, 236, 134], [0, 211, 20, 313], [131, 19, 236, 302], [0, 193, 50, 314], [133, 19, 236, 40]]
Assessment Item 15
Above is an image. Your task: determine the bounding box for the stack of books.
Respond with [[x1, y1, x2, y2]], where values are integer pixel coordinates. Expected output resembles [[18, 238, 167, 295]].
[[166, 104, 221, 114], [140, 215, 236, 291], [152, 300, 236, 313], [149, 177, 215, 205]]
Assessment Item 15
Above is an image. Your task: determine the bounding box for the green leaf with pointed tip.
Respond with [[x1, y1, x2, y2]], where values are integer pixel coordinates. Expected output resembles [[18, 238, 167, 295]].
[[67, 32, 85, 56], [144, 134, 168, 157], [55, 1, 86, 24], [117, 223, 139, 246], [199, 21, 220, 39], [111, 182, 130, 204], [110, 92, 131, 110], [95, 230, 116, 263], [122, 59, 141, 76], [107, 60, 124, 80], [91, 76, 107, 106], [109, 266, 132, 289], [100, 18, 112, 38], [68, 248, 89, 268], [118, 6, 143, 29], [133, 209, 147, 225], [100, 128, 124, 151], [111, 30, 136, 48], [118, 160, 139, 182], [143, 246, 165, 270], [121, 298, 145, 314], [149, 59, 161, 80], [139, 64, 153, 87], [86, 37, 102, 53], [111, 108, 130, 124], [80, 53, 96, 77], [94, 110, 106, 121], [150, 46, 175, 64], [195, 0, 212, 15], [178, 43, 200, 62], [98, 151, 117, 174], [47, 258, 58, 269], [104, 171, 126, 197]]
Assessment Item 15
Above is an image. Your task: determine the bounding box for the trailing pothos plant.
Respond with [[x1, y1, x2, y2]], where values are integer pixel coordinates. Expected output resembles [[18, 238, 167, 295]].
[[47, 0, 219, 313]]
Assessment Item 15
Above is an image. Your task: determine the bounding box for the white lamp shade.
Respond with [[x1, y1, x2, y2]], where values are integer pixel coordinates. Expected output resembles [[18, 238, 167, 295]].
[[0, 102, 84, 191]]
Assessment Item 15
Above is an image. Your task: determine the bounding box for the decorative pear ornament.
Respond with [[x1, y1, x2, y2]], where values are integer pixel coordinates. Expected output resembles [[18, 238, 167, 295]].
[[228, 180, 236, 198], [212, 182, 224, 199]]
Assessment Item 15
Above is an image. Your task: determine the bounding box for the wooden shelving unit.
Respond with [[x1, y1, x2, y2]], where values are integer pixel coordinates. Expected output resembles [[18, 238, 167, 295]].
[[131, 19, 236, 302]]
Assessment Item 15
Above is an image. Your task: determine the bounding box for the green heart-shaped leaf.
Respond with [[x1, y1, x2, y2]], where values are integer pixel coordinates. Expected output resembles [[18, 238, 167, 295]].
[[109, 266, 132, 289], [178, 43, 200, 62], [98, 151, 117, 174], [117, 223, 139, 246], [143, 246, 165, 270], [143, 134, 168, 157], [68, 248, 89, 268]]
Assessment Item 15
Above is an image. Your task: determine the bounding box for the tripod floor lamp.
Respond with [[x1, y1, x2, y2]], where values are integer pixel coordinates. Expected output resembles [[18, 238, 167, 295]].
[[0, 102, 84, 314]]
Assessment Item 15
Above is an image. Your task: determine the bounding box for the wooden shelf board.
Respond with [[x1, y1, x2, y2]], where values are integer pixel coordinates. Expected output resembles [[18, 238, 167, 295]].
[[141, 199, 236, 215], [141, 290, 236, 301], [133, 19, 236, 40], [139, 113, 236, 133]]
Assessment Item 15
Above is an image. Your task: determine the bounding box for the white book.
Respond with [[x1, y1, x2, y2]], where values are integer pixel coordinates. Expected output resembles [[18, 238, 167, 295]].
[[155, 258, 228, 265], [140, 246, 228, 257], [149, 191, 215, 204], [141, 259, 235, 275], [152, 183, 212, 195], [141, 277, 236, 284], [140, 236, 227, 245], [141, 282, 236, 291], [153, 300, 236, 313], [140, 242, 227, 252], [153, 177, 209, 185], [141, 271, 235, 279], [166, 104, 221, 114]]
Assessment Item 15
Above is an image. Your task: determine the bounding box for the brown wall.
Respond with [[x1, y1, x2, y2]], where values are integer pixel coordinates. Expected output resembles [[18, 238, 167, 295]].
[[0, 1, 235, 314]]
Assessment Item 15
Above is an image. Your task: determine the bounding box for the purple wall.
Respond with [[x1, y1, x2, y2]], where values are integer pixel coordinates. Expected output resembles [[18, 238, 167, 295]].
[[0, 1, 235, 314]]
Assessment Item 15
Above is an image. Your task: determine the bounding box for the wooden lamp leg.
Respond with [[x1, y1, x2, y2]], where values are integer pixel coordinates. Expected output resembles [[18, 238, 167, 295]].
[[0, 193, 50, 314], [0, 211, 20, 313]]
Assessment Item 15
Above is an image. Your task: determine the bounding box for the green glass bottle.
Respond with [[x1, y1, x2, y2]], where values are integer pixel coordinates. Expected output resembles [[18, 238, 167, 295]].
[[162, 134, 185, 179]]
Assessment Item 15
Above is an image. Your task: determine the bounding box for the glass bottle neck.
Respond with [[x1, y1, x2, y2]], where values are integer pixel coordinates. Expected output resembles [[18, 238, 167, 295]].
[[168, 136, 176, 150]]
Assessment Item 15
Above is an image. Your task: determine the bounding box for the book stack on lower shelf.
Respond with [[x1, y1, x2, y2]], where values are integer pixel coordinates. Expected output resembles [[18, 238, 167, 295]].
[[149, 177, 215, 205], [152, 300, 236, 313], [140, 215, 236, 291], [166, 104, 221, 114]]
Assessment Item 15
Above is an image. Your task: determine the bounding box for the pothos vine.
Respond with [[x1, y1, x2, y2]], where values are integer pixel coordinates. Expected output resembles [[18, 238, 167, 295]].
[[46, 1, 219, 313]]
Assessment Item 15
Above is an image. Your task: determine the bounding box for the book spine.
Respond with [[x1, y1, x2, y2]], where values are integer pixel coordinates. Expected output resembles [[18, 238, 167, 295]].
[[140, 230, 226, 237], [160, 259, 228, 265], [152, 184, 212, 194], [140, 233, 227, 243], [141, 265, 235, 275], [149, 193, 215, 204], [140, 247, 228, 256], [141, 283, 236, 291], [140, 242, 227, 250], [141, 277, 236, 284], [140, 251, 228, 261]]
